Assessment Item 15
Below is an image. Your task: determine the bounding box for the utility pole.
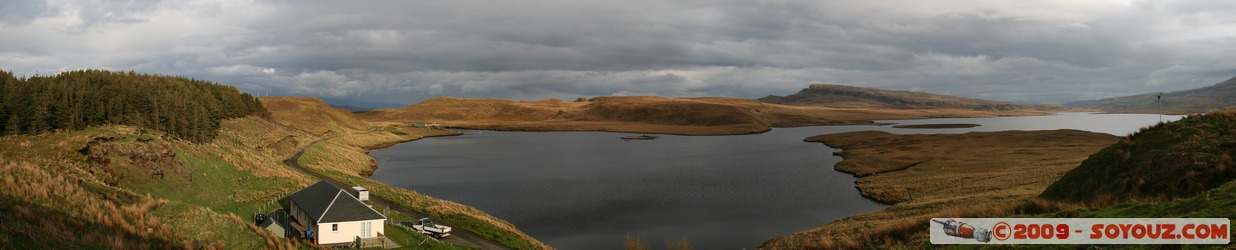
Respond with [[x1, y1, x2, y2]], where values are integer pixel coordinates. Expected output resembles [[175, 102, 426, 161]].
[[1157, 93, 1163, 123]]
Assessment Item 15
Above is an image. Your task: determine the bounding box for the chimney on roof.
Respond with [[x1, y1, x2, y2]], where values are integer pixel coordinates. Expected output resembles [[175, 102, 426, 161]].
[[350, 186, 369, 201]]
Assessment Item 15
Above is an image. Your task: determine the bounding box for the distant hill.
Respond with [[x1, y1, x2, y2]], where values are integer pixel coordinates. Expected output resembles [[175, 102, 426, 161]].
[[260, 96, 372, 135], [357, 96, 775, 135], [363, 96, 771, 127], [1067, 76, 1236, 113], [1040, 110, 1236, 204], [759, 83, 1063, 111], [318, 97, 403, 111], [359, 95, 1055, 135], [328, 104, 368, 112]]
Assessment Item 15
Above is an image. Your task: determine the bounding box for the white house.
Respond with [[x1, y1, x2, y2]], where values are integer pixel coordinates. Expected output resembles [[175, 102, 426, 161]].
[[288, 180, 386, 246]]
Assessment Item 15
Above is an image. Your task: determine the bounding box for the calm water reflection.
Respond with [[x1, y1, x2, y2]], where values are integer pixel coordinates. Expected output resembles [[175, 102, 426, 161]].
[[369, 113, 1180, 249]]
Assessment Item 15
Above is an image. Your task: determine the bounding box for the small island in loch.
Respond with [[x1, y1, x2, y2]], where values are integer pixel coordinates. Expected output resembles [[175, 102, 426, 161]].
[[621, 134, 659, 140], [891, 123, 981, 129]]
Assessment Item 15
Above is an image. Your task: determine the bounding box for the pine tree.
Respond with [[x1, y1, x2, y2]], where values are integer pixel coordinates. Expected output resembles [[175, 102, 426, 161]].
[[0, 69, 269, 141]]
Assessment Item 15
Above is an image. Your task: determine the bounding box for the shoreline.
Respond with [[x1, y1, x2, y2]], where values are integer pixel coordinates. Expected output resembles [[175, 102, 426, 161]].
[[362, 129, 464, 151], [358, 129, 464, 177], [812, 142, 901, 205], [765, 129, 1117, 248]]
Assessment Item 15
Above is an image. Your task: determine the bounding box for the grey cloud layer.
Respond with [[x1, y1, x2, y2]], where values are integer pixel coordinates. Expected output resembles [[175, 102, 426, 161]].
[[2, 0, 1235, 105]]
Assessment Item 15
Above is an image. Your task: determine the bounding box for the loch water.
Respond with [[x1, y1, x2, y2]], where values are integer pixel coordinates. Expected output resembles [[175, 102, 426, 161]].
[[369, 113, 1181, 249]]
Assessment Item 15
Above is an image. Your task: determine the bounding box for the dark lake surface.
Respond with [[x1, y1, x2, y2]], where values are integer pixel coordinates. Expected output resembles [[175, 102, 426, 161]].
[[369, 113, 1180, 249]]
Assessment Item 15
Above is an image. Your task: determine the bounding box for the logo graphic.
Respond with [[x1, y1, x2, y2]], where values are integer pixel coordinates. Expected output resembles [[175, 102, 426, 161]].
[[930, 218, 1229, 244], [932, 219, 992, 242]]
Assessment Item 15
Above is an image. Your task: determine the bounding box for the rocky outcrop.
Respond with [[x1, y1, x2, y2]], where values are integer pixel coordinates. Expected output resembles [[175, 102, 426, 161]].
[[80, 136, 190, 184]]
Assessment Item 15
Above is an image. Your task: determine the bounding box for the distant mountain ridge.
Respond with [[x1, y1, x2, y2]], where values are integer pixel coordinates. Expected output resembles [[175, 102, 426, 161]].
[[1067, 76, 1236, 113], [759, 83, 1061, 111]]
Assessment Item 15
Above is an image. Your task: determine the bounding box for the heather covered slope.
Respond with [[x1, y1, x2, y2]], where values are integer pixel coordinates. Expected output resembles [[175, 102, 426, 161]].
[[759, 83, 1064, 111], [1040, 111, 1236, 204], [1067, 76, 1236, 114]]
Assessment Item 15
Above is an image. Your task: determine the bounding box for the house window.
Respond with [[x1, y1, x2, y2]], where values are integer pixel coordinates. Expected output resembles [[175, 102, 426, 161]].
[[361, 222, 371, 237], [332, 224, 338, 231]]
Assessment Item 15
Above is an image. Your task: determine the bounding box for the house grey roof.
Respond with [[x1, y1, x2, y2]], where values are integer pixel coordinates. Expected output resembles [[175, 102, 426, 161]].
[[260, 210, 287, 229], [289, 180, 386, 223]]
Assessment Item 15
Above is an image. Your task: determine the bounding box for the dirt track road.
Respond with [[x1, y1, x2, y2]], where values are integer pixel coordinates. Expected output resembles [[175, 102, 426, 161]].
[[283, 136, 509, 250]]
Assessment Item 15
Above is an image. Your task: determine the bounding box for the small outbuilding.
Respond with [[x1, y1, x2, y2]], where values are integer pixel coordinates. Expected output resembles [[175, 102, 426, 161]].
[[288, 180, 386, 246], [259, 211, 287, 238]]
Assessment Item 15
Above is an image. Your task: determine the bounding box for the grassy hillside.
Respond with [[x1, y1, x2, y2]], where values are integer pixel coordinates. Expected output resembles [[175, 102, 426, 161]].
[[360, 95, 1052, 135], [359, 96, 564, 122], [759, 83, 1064, 111], [1068, 76, 1236, 114], [0, 71, 546, 248], [0, 124, 296, 249], [261, 96, 371, 136], [1040, 110, 1236, 205]]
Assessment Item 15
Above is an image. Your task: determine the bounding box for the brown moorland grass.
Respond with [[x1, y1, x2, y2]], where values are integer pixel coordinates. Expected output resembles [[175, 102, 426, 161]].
[[358, 96, 1052, 135], [760, 129, 1117, 249], [0, 157, 188, 249], [261, 96, 371, 136], [0, 122, 309, 249]]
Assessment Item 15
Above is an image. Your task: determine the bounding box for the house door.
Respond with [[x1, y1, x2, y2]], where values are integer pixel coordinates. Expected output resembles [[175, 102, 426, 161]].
[[360, 222, 371, 237]]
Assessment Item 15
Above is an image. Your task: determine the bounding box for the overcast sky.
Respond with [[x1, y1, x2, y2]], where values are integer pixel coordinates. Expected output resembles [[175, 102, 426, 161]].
[[3, 0, 1235, 107]]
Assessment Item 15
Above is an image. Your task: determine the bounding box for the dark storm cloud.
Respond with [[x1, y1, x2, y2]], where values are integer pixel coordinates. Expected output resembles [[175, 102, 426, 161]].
[[3, 0, 1235, 106]]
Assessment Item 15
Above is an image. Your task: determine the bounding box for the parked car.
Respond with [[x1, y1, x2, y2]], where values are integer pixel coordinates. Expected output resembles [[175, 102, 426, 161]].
[[412, 217, 451, 238]]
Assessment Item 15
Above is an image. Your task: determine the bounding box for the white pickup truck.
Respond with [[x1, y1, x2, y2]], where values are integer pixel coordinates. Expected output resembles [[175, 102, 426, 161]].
[[412, 217, 452, 238]]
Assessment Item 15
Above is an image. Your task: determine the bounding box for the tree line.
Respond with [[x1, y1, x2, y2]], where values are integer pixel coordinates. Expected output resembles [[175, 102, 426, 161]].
[[0, 69, 270, 142]]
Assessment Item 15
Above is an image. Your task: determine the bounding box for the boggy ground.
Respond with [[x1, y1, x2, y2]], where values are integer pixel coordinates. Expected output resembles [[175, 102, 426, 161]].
[[760, 129, 1117, 249]]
